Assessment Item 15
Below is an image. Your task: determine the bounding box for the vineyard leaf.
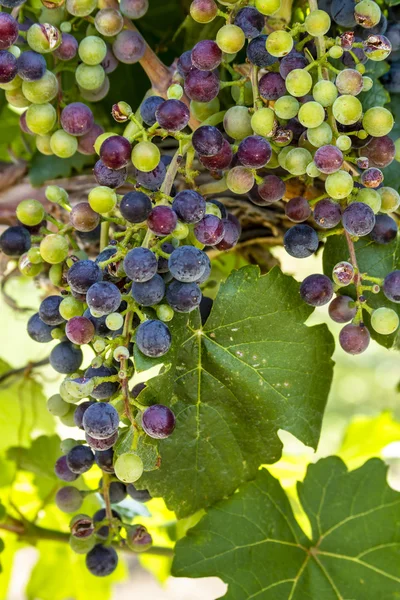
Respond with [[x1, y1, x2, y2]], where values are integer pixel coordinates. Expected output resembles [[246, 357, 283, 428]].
[[29, 152, 93, 187], [360, 79, 389, 110], [173, 457, 400, 599], [322, 235, 400, 348], [7, 435, 60, 479], [134, 266, 334, 517]]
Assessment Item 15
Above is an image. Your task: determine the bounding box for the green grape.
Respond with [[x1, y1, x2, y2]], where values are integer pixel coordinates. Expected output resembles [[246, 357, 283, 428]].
[[60, 406, 78, 426], [6, 87, 30, 108], [190, 0, 218, 22], [285, 148, 312, 175], [16, 198, 45, 226], [78, 36, 107, 66], [251, 106, 276, 135], [156, 304, 174, 322], [114, 452, 144, 483], [88, 186, 117, 213], [366, 44, 391, 62], [336, 135, 352, 151], [93, 339, 106, 353], [354, 188, 381, 213], [190, 98, 220, 122], [0, 74, 22, 91], [94, 132, 116, 154], [61, 21, 72, 32], [22, 70, 58, 104], [51, 327, 65, 340], [306, 161, 321, 177], [226, 166, 255, 194], [332, 95, 362, 125], [297, 101, 325, 128], [232, 81, 253, 106], [46, 185, 69, 204], [50, 130, 78, 158], [206, 202, 221, 217], [69, 534, 96, 555], [40, 233, 69, 264], [47, 394, 70, 417], [325, 170, 354, 199], [335, 68, 363, 96], [312, 80, 337, 107], [131, 141, 160, 172], [267, 150, 279, 168], [362, 107, 394, 137], [216, 24, 245, 53], [27, 23, 61, 53], [395, 138, 400, 162], [277, 145, 294, 169], [60, 379, 81, 404], [305, 9, 331, 36], [95, 8, 124, 36], [75, 63, 105, 91], [223, 105, 253, 140], [362, 76, 373, 92], [26, 103, 56, 135], [105, 312, 124, 331], [329, 45, 343, 58], [266, 30, 293, 57], [168, 83, 183, 100], [113, 346, 130, 362], [36, 134, 53, 155], [59, 296, 84, 320], [8, 45, 20, 59], [354, 0, 381, 28], [172, 221, 189, 240], [307, 122, 333, 148], [27, 247, 42, 264], [356, 63, 366, 74], [60, 438, 79, 453], [66, 0, 97, 16], [274, 96, 299, 120], [19, 254, 43, 277], [285, 69, 312, 97], [371, 307, 399, 335], [379, 187, 400, 213], [255, 0, 281, 15]]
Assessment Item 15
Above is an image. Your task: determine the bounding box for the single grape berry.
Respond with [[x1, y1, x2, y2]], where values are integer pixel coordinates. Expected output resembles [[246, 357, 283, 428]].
[[67, 445, 95, 474], [168, 246, 207, 282], [332, 261, 354, 286], [283, 224, 319, 258], [328, 295, 357, 323], [155, 99, 190, 132], [50, 341, 83, 374], [131, 274, 165, 306], [142, 404, 176, 439], [83, 402, 119, 440], [237, 135, 272, 168], [67, 260, 102, 294], [120, 191, 152, 223], [194, 214, 225, 245], [370, 214, 398, 244], [339, 323, 370, 354], [86, 545, 118, 577], [383, 271, 400, 303], [300, 274, 333, 306], [285, 196, 311, 223], [166, 280, 202, 312], [100, 135, 131, 170], [124, 247, 157, 282], [55, 455, 79, 482], [66, 316, 95, 345], [314, 145, 343, 174], [342, 202, 375, 236], [172, 190, 206, 224], [27, 313, 54, 343], [147, 205, 178, 236], [136, 320, 171, 357], [313, 199, 342, 229], [70, 202, 100, 232], [191, 39, 222, 71], [192, 125, 223, 157], [86, 281, 121, 316], [0, 225, 31, 256], [39, 295, 64, 326]]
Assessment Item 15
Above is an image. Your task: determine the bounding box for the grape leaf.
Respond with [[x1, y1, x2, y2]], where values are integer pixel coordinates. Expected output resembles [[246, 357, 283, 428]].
[[173, 457, 400, 599], [360, 80, 390, 110], [29, 152, 93, 187], [7, 435, 60, 480], [134, 266, 334, 517], [322, 235, 400, 349]]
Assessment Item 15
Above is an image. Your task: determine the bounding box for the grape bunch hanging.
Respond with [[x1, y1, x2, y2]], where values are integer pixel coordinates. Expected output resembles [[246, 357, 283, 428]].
[[1, 0, 400, 579]]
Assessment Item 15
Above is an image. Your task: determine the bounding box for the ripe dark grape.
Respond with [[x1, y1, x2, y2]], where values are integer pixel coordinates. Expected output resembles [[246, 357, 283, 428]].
[[177, 50, 193, 76], [313, 199, 342, 229], [136, 319, 171, 357], [383, 270, 400, 302], [215, 217, 241, 250], [0, 50, 17, 83], [135, 161, 166, 191], [85, 365, 119, 399], [131, 274, 165, 306], [191, 39, 222, 71], [87, 282, 121, 317], [142, 404, 176, 439], [332, 0, 356, 27], [17, 51, 46, 81], [113, 29, 145, 64], [86, 545, 118, 577], [147, 205, 177, 236], [126, 483, 151, 502], [100, 135, 132, 170], [55, 455, 79, 482], [370, 214, 398, 244], [300, 274, 333, 306], [234, 7, 264, 38], [124, 247, 157, 282], [172, 190, 206, 223], [140, 95, 164, 126], [67, 260, 102, 294], [50, 342, 83, 374], [184, 68, 220, 102], [66, 316, 95, 345], [70, 202, 100, 232], [0, 13, 18, 50], [284, 224, 319, 258], [120, 191, 152, 223], [199, 138, 232, 170], [363, 135, 395, 168], [259, 72, 286, 100], [54, 33, 78, 60], [166, 280, 202, 312], [78, 124, 105, 156], [131, 382, 146, 398], [27, 313, 54, 343], [86, 431, 118, 450], [155, 99, 190, 132], [237, 135, 272, 168], [0, 225, 31, 256], [339, 323, 370, 354], [194, 214, 225, 245], [314, 145, 343, 174], [329, 295, 357, 323], [360, 167, 383, 188], [74, 401, 96, 429], [285, 196, 311, 223], [168, 246, 207, 282], [247, 35, 278, 67], [279, 51, 308, 78], [83, 402, 119, 439], [39, 296, 64, 326], [95, 448, 114, 473], [61, 102, 94, 137], [67, 445, 95, 474], [104, 480, 126, 504], [254, 175, 286, 205], [93, 160, 127, 189], [342, 202, 375, 236], [192, 126, 223, 157]]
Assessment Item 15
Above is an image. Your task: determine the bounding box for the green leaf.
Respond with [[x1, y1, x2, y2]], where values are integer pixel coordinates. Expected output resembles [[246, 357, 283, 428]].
[[173, 457, 400, 599], [113, 426, 134, 457], [29, 152, 93, 187], [360, 79, 390, 110], [7, 435, 60, 479], [322, 236, 400, 349], [135, 435, 160, 472], [135, 266, 335, 517]]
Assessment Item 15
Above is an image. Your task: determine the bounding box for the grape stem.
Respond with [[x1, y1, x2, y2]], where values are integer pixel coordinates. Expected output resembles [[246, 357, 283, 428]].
[[100, 221, 110, 251], [120, 310, 136, 427], [102, 472, 113, 522], [344, 230, 364, 324], [307, 0, 328, 80]]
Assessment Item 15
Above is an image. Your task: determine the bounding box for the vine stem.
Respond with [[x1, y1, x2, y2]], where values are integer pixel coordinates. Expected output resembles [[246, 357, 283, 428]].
[[120, 311, 135, 426], [102, 472, 113, 522], [344, 230, 364, 323], [307, 0, 328, 80], [100, 221, 110, 251]]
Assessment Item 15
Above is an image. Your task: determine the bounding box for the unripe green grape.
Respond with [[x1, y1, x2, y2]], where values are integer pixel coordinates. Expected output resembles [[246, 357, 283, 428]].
[[297, 101, 325, 128], [36, 134, 53, 155], [216, 24, 245, 54], [61, 21, 72, 33], [362, 107, 394, 137], [16, 198, 45, 226], [379, 187, 400, 213], [22, 70, 58, 104], [27, 247, 43, 264], [231, 81, 253, 106], [95, 8, 124, 36], [255, 0, 280, 15], [27, 23, 61, 53], [172, 221, 189, 240], [329, 45, 343, 58], [106, 312, 124, 331], [60, 296, 84, 320], [285, 148, 312, 176], [167, 83, 183, 100], [47, 393, 70, 417], [60, 406, 78, 426], [307, 122, 333, 148], [354, 188, 381, 213], [190, 0, 218, 23], [313, 80, 338, 108], [251, 106, 276, 135], [354, 0, 381, 28], [26, 103, 56, 135], [332, 95, 362, 125], [131, 141, 160, 172], [268, 150, 279, 169], [51, 328, 65, 340], [40, 233, 69, 264], [190, 98, 220, 122], [156, 304, 174, 322], [75, 63, 105, 91], [93, 339, 106, 353], [50, 130, 78, 158], [61, 438, 80, 454], [19, 254, 43, 277], [395, 138, 400, 162], [94, 132, 116, 155], [206, 202, 221, 217], [113, 346, 130, 362], [285, 69, 312, 97], [371, 307, 399, 335], [6, 87, 30, 108], [114, 452, 144, 483], [306, 161, 321, 178], [79, 36, 107, 66], [336, 135, 352, 151], [325, 170, 354, 199], [0, 75, 22, 91], [223, 105, 252, 140], [88, 186, 117, 213], [266, 30, 293, 57], [357, 129, 368, 140], [69, 534, 96, 555], [277, 145, 294, 169], [48, 263, 62, 286], [8, 45, 21, 59], [362, 76, 373, 92], [274, 96, 299, 120], [46, 185, 69, 205], [66, 0, 97, 16], [305, 9, 331, 36], [227, 166, 255, 194]]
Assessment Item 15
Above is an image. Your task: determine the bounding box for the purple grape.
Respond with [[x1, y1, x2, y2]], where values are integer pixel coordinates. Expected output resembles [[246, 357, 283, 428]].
[[54, 33, 78, 60], [55, 486, 82, 513], [93, 160, 127, 189], [86, 431, 118, 450], [314, 146, 343, 174], [135, 161, 166, 191], [86, 545, 118, 577], [27, 313, 54, 343], [300, 274, 333, 306], [55, 455, 79, 482], [61, 102, 94, 137], [50, 341, 83, 374], [74, 401, 96, 429], [95, 448, 114, 473], [370, 214, 398, 244], [237, 135, 272, 168], [147, 205, 178, 236], [215, 217, 241, 250], [85, 364, 119, 400], [194, 214, 225, 245], [363, 136, 395, 168], [234, 7, 264, 38], [102, 480, 126, 504], [184, 68, 219, 102], [191, 39, 222, 71], [332, 0, 356, 27], [112, 29, 145, 64], [0, 13, 19, 50], [339, 323, 370, 354], [124, 247, 157, 282], [285, 196, 311, 223], [168, 246, 207, 282], [314, 199, 342, 229], [131, 273, 165, 306], [329, 295, 357, 323], [66, 316, 95, 345], [247, 34, 277, 67], [155, 99, 190, 132], [0, 50, 17, 83], [0, 226, 31, 256], [136, 319, 171, 357], [255, 175, 286, 204], [166, 280, 202, 312], [383, 270, 400, 302], [78, 124, 104, 155], [67, 445, 95, 474], [83, 402, 119, 440], [131, 382, 146, 398], [120, 191, 152, 223], [86, 282, 122, 316], [142, 404, 175, 439], [172, 189, 206, 223], [199, 138, 232, 170], [102, 45, 118, 73], [192, 125, 223, 157], [69, 203, 99, 233], [140, 95, 164, 126], [259, 72, 286, 100], [100, 135, 131, 170], [279, 51, 308, 78], [342, 202, 375, 236], [360, 167, 383, 188], [284, 224, 319, 258], [177, 50, 193, 76], [126, 484, 151, 502], [17, 50, 46, 81], [39, 295, 64, 326], [67, 260, 102, 294]]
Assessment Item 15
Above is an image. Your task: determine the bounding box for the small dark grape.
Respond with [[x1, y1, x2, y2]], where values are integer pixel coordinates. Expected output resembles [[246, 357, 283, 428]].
[[300, 274, 333, 306], [142, 404, 175, 439], [192, 125, 223, 157], [168, 246, 207, 282], [360, 167, 383, 188], [237, 135, 272, 168], [191, 39, 222, 71], [55, 486, 83, 513], [67, 445, 95, 474], [194, 214, 225, 245], [279, 51, 308, 78], [67, 260, 102, 294], [177, 50, 193, 76], [184, 68, 219, 102], [124, 247, 157, 282], [284, 224, 319, 258], [155, 99, 190, 132], [84, 365, 119, 400], [93, 160, 127, 189], [140, 95, 164, 126], [66, 316, 95, 345], [0, 225, 31, 256], [285, 196, 311, 223], [362, 135, 395, 168], [313, 199, 342, 229], [83, 402, 119, 440], [0, 50, 17, 84], [135, 161, 166, 191], [259, 72, 286, 100], [342, 202, 375, 236], [100, 135, 131, 170], [136, 320, 171, 357], [17, 50, 46, 81], [54, 33, 78, 61], [55, 455, 79, 482], [95, 448, 114, 473], [172, 190, 206, 223], [215, 217, 241, 250], [234, 7, 264, 38], [247, 35, 278, 67], [87, 282, 121, 316], [339, 323, 370, 354], [147, 205, 177, 236], [383, 270, 400, 303], [370, 214, 398, 244], [166, 280, 202, 312], [120, 191, 152, 223], [70, 202, 100, 232], [0, 13, 19, 50], [254, 175, 286, 204], [314, 145, 343, 174], [74, 401, 96, 429], [329, 295, 357, 323], [78, 124, 105, 156], [50, 342, 83, 374], [27, 313, 54, 343], [198, 138, 232, 171], [39, 295, 64, 326], [86, 545, 118, 577], [61, 102, 94, 136], [126, 483, 151, 502], [86, 431, 118, 450], [131, 274, 165, 306]]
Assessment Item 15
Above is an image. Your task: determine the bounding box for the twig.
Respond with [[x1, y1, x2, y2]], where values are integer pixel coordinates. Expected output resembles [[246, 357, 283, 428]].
[[0, 357, 50, 384]]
